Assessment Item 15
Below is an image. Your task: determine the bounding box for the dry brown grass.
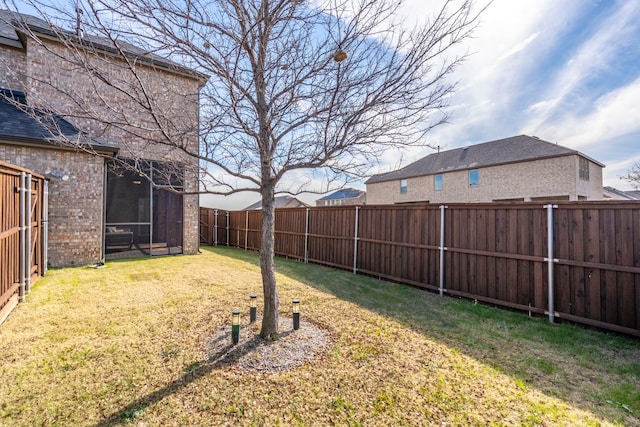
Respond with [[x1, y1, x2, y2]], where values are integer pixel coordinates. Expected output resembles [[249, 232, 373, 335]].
[[0, 246, 638, 426]]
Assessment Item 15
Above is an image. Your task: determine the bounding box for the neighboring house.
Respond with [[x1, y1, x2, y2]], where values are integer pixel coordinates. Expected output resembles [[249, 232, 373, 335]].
[[603, 187, 640, 200], [244, 195, 310, 210], [366, 135, 604, 205], [627, 190, 640, 199], [316, 188, 366, 206], [0, 10, 207, 267]]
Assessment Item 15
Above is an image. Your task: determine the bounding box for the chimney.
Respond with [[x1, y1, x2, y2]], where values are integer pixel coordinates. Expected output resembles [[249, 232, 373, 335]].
[[75, 7, 84, 38]]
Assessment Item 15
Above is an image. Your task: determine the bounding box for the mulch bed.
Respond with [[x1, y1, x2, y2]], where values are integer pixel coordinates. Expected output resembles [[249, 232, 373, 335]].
[[202, 316, 331, 373]]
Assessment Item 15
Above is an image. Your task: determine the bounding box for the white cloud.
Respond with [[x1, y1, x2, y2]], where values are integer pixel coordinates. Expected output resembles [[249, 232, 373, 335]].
[[526, 98, 560, 115], [535, 76, 640, 149], [498, 32, 540, 61], [523, 1, 640, 133], [374, 1, 583, 160]]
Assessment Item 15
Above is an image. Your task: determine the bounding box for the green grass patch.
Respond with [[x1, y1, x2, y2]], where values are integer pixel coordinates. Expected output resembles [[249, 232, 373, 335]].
[[0, 246, 638, 426]]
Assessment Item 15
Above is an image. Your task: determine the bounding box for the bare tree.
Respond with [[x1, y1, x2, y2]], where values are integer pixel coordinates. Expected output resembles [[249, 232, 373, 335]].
[[2, 0, 485, 338], [621, 162, 640, 190]]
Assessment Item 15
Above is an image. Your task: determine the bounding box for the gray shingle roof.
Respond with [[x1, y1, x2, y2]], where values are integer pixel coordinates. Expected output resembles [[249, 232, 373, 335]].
[[0, 89, 118, 153], [318, 188, 365, 201], [603, 187, 640, 200], [366, 135, 605, 184], [0, 9, 48, 41]]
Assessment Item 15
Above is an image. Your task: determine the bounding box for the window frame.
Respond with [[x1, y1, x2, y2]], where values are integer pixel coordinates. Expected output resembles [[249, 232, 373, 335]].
[[468, 169, 479, 187], [434, 174, 443, 191], [400, 179, 408, 194], [579, 157, 590, 181]]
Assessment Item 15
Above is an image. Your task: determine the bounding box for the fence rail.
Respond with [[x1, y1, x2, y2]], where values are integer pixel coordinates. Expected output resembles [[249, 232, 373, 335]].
[[200, 201, 640, 337], [0, 161, 47, 324]]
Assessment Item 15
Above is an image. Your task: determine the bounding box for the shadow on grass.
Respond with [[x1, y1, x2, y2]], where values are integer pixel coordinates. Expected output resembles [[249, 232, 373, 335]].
[[201, 246, 640, 424], [94, 330, 261, 426]]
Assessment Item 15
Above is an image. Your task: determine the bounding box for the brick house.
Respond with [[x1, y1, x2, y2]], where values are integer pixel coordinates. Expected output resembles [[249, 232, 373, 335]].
[[366, 135, 604, 205], [0, 10, 206, 267], [316, 188, 366, 206]]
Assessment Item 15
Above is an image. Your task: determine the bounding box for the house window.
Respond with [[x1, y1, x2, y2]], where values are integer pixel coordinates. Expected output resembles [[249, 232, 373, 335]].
[[400, 179, 408, 193], [469, 169, 479, 187], [434, 174, 443, 190], [579, 157, 590, 180]]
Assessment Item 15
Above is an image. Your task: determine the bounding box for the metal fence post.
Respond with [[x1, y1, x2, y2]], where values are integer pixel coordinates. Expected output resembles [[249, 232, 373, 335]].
[[43, 179, 49, 275], [304, 208, 309, 263], [25, 174, 32, 295], [353, 206, 359, 274], [18, 172, 26, 302], [439, 205, 447, 297], [245, 210, 249, 250], [545, 204, 557, 323], [214, 209, 218, 246]]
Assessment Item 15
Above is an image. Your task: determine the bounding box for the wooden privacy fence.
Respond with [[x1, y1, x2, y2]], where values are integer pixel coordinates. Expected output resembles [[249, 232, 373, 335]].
[[0, 161, 47, 324], [200, 201, 640, 337]]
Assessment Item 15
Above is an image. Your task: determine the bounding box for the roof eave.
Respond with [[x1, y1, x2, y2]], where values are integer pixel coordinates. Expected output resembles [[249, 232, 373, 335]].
[[22, 24, 209, 84], [0, 34, 22, 48], [0, 135, 119, 154]]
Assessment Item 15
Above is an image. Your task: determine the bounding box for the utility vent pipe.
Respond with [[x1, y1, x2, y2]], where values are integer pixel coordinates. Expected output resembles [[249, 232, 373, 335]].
[[75, 7, 84, 37]]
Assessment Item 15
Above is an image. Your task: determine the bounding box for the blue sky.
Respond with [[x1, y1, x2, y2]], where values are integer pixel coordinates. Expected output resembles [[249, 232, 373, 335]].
[[9, 1, 640, 208], [205, 0, 640, 208]]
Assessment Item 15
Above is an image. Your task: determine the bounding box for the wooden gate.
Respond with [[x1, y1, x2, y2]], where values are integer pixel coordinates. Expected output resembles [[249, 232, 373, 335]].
[[0, 161, 47, 324]]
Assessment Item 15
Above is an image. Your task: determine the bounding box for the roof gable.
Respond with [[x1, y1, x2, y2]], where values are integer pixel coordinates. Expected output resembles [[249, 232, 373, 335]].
[[366, 135, 604, 184]]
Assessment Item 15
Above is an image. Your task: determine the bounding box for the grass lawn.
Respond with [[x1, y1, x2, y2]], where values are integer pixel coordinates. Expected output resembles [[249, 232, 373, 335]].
[[1, 246, 639, 426]]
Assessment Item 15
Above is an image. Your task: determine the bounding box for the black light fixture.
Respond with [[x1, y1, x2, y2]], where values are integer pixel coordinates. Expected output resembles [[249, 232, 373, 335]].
[[232, 309, 241, 344], [292, 299, 300, 330], [250, 295, 257, 323]]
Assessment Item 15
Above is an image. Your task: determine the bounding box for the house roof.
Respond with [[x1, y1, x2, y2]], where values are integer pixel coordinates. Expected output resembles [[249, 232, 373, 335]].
[[0, 9, 208, 83], [0, 89, 118, 153], [317, 188, 365, 201], [627, 190, 640, 199], [244, 195, 310, 210], [603, 187, 640, 200], [365, 135, 605, 184]]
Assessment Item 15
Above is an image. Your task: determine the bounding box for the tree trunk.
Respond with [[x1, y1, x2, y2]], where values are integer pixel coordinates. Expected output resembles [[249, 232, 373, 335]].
[[259, 182, 279, 338]]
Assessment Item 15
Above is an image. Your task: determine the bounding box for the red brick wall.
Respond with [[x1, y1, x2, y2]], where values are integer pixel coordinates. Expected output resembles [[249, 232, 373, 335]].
[[0, 144, 105, 266]]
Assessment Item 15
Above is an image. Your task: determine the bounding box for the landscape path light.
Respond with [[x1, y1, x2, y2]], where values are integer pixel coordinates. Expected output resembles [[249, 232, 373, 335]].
[[250, 295, 257, 323], [232, 309, 241, 345], [293, 299, 300, 330]]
